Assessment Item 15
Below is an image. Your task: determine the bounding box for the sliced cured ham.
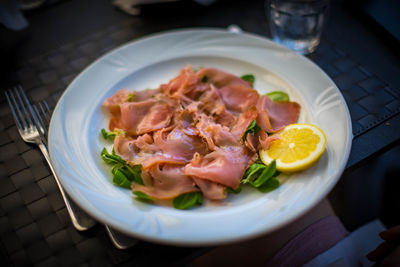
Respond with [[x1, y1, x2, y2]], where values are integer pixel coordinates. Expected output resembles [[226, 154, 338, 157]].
[[192, 178, 227, 200], [103, 65, 301, 202], [195, 67, 250, 88], [245, 130, 280, 152], [219, 84, 259, 113], [230, 106, 259, 139], [102, 89, 131, 115], [132, 164, 198, 200], [256, 95, 300, 133], [196, 67, 258, 113], [119, 99, 173, 135], [184, 147, 250, 189], [153, 127, 208, 161]]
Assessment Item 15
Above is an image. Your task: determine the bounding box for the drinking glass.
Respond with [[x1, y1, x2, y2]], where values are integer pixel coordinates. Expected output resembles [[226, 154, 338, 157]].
[[267, 0, 330, 54]]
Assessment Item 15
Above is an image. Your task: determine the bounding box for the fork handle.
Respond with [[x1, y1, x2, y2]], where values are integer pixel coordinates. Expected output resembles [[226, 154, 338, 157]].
[[38, 142, 97, 231]]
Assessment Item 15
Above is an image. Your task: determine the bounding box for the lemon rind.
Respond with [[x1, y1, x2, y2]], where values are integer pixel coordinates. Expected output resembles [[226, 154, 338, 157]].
[[259, 124, 327, 173]]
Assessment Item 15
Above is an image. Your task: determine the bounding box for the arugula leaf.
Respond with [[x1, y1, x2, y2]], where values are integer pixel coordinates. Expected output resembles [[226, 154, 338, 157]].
[[251, 161, 276, 188], [101, 128, 125, 140], [242, 120, 261, 142], [201, 75, 208, 83], [101, 148, 125, 165], [266, 91, 289, 102], [112, 168, 132, 189], [173, 192, 203, 210], [258, 177, 280, 193], [101, 128, 116, 140], [101, 147, 143, 188], [242, 163, 265, 184], [123, 164, 143, 185], [241, 74, 255, 86], [242, 161, 280, 192], [133, 191, 154, 202], [226, 185, 242, 194]]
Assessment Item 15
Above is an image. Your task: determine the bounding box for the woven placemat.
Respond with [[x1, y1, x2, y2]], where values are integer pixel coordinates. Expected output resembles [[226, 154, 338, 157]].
[[0, 20, 399, 266]]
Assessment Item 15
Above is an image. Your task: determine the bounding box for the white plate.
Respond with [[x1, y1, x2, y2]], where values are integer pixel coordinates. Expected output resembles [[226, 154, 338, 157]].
[[48, 28, 352, 246]]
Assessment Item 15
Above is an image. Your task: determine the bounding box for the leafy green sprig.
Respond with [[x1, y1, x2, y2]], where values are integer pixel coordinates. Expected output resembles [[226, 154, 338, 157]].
[[242, 120, 261, 142], [101, 128, 125, 140], [242, 160, 280, 192], [173, 192, 203, 210], [266, 91, 289, 102], [241, 74, 255, 86], [101, 148, 143, 188]]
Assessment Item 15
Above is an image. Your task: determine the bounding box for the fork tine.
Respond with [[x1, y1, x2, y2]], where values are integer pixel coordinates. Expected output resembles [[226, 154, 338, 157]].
[[40, 101, 51, 124], [13, 86, 36, 129], [16, 86, 43, 131], [5, 89, 26, 132], [33, 104, 47, 138]]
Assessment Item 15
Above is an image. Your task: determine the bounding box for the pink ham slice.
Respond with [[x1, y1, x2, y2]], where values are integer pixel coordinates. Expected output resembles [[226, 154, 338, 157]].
[[198, 84, 225, 116], [219, 84, 259, 113], [153, 127, 208, 161], [256, 95, 301, 133], [102, 89, 131, 115], [133, 88, 160, 102], [195, 114, 238, 150], [245, 130, 280, 152], [230, 106, 259, 139], [113, 135, 137, 162], [196, 67, 259, 113], [184, 147, 250, 189], [195, 67, 250, 88], [192, 178, 227, 200], [114, 135, 186, 169], [132, 164, 199, 200], [162, 65, 206, 100], [119, 99, 173, 135]]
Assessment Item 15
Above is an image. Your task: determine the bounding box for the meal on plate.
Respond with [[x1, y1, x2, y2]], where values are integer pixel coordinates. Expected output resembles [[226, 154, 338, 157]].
[[100, 65, 326, 209]]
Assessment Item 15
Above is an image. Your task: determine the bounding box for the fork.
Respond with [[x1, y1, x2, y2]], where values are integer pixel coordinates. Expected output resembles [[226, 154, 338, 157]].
[[5, 86, 97, 231], [33, 100, 138, 249]]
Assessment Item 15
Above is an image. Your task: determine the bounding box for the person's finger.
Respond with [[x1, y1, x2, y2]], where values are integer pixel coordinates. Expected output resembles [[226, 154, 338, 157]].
[[367, 241, 398, 261], [380, 225, 400, 241]]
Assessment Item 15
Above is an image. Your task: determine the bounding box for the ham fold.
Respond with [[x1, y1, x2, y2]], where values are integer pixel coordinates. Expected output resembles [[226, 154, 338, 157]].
[[132, 164, 198, 200], [184, 147, 250, 189], [256, 95, 300, 133]]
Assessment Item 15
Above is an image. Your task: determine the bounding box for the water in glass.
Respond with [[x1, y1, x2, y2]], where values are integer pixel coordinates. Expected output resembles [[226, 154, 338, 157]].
[[268, 0, 329, 54]]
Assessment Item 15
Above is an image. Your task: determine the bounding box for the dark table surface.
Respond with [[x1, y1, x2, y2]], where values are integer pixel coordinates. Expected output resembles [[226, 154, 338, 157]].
[[0, 0, 399, 266]]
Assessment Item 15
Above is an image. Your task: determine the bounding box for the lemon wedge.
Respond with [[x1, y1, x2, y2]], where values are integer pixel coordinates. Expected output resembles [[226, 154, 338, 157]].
[[259, 123, 326, 173]]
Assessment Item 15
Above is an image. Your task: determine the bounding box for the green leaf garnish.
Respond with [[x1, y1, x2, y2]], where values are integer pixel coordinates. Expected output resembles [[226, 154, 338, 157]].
[[242, 161, 280, 192], [241, 74, 255, 86], [242, 120, 261, 142], [242, 163, 265, 184], [251, 161, 276, 188], [173, 192, 203, 210], [101, 147, 143, 188], [201, 75, 208, 83], [266, 91, 289, 102], [226, 185, 242, 194], [101, 128, 116, 140], [258, 177, 280, 193], [123, 164, 143, 185], [127, 93, 134, 102], [101, 128, 125, 140], [112, 168, 132, 189], [101, 147, 125, 165], [133, 191, 154, 202]]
